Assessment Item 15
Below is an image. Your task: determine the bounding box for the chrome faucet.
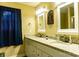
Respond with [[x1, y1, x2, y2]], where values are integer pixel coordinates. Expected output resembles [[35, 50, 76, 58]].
[[55, 34, 70, 43], [46, 36, 48, 40]]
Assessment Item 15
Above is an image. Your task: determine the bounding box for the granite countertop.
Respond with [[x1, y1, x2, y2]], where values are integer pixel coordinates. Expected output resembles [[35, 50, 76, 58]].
[[25, 35, 79, 56]]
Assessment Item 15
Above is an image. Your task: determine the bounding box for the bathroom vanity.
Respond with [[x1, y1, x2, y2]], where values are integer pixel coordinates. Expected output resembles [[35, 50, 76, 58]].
[[24, 2, 79, 57], [24, 35, 79, 57]]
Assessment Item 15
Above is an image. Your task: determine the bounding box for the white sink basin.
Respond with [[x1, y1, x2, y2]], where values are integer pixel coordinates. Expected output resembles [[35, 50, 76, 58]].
[[40, 38, 57, 43]]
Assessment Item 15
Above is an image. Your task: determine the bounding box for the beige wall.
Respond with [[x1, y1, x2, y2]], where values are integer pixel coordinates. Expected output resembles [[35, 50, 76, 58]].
[[46, 3, 57, 37], [0, 2, 36, 56]]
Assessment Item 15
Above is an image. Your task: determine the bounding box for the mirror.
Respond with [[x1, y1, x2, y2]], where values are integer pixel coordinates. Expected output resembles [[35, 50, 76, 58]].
[[60, 3, 74, 29], [39, 15, 44, 29], [57, 2, 78, 33], [37, 13, 45, 32]]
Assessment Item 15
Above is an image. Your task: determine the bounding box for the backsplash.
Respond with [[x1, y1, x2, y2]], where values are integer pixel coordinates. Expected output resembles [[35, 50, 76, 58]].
[[71, 35, 79, 44]]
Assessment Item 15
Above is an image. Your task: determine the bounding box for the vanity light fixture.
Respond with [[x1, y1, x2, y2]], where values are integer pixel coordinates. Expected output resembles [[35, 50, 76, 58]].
[[36, 7, 48, 15]]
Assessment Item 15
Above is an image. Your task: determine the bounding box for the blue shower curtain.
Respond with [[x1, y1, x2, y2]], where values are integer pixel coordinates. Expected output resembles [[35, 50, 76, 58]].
[[0, 6, 23, 47]]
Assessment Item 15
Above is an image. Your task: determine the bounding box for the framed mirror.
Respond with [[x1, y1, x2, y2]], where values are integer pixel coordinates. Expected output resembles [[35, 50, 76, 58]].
[[37, 12, 46, 32], [57, 2, 78, 33]]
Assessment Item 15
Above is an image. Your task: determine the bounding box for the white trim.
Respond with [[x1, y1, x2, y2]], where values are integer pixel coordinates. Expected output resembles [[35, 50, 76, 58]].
[[57, 2, 78, 33]]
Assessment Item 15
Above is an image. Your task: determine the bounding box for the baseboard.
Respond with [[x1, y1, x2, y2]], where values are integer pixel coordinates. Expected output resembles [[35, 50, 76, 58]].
[[11, 53, 25, 57]]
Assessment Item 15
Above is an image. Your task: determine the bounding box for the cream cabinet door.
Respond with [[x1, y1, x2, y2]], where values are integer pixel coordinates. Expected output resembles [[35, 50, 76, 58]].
[[25, 39, 37, 57], [28, 45, 36, 57], [25, 39, 30, 56], [36, 48, 42, 57]]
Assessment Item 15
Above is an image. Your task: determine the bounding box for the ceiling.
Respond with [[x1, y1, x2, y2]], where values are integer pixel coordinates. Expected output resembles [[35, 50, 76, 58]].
[[19, 2, 40, 7]]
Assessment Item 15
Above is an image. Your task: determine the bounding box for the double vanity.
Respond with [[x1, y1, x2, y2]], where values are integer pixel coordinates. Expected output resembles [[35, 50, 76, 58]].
[[24, 2, 79, 57], [24, 35, 79, 57]]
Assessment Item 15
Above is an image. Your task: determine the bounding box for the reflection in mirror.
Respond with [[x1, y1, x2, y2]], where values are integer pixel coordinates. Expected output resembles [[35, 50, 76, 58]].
[[39, 15, 44, 29], [60, 3, 75, 29], [37, 13, 45, 32]]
